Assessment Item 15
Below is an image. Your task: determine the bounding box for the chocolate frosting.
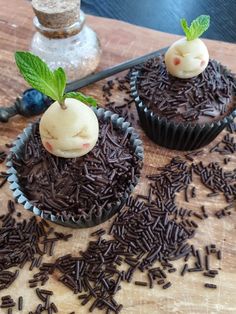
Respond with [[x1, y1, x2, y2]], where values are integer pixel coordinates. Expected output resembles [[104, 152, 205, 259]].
[[137, 57, 236, 124]]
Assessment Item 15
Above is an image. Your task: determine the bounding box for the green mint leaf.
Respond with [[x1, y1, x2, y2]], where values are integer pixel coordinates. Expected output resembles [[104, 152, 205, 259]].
[[180, 15, 210, 41], [15, 51, 66, 103], [65, 92, 97, 107], [53, 67, 66, 103], [180, 18, 191, 39]]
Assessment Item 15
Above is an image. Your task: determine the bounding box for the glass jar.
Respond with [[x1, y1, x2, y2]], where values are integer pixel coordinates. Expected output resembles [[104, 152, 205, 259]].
[[30, 1, 101, 82]]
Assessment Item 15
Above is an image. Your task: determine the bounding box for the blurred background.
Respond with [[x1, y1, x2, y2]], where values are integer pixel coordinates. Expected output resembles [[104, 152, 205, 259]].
[[81, 0, 236, 42]]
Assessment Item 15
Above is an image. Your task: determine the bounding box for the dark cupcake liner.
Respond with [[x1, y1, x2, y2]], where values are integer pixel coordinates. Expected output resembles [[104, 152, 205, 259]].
[[130, 64, 236, 151], [6, 108, 144, 228]]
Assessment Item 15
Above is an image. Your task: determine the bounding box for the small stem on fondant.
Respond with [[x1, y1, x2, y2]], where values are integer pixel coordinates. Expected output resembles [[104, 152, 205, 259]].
[[59, 100, 67, 110]]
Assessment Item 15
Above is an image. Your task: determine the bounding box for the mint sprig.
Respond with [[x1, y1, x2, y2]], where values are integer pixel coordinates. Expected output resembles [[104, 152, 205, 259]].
[[180, 15, 210, 41], [15, 51, 97, 109]]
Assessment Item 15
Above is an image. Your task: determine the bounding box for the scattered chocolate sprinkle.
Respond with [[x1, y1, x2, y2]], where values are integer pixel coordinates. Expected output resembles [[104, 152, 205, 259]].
[[191, 186, 197, 198], [157, 279, 165, 285], [184, 186, 189, 202], [31, 288, 59, 314], [102, 75, 137, 124], [18, 296, 23, 311], [0, 202, 71, 292], [203, 272, 215, 278], [201, 206, 208, 219], [193, 162, 236, 203], [217, 250, 222, 260], [134, 281, 148, 286], [204, 283, 217, 289], [193, 212, 203, 220], [210, 133, 236, 155], [207, 192, 220, 197], [185, 150, 204, 161], [91, 228, 106, 237], [205, 255, 209, 271], [215, 204, 234, 219], [162, 282, 172, 289], [209, 270, 218, 275]]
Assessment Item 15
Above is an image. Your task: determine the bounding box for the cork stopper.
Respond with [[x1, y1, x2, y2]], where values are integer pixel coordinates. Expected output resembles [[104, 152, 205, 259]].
[[32, 0, 80, 29]]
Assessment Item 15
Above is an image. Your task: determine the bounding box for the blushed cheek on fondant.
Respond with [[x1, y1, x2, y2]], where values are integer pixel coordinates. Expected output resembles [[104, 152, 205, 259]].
[[174, 57, 181, 66], [45, 141, 53, 152], [83, 143, 90, 149]]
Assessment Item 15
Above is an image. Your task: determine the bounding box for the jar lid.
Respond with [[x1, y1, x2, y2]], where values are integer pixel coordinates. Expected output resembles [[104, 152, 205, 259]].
[[32, 0, 80, 29]]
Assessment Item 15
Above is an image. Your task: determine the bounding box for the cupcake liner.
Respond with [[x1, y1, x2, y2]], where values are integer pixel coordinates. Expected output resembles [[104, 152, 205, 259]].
[[6, 108, 144, 228], [130, 65, 236, 151]]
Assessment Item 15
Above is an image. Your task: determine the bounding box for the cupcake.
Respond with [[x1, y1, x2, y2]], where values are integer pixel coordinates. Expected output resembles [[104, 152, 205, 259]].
[[131, 15, 236, 151], [7, 52, 143, 228]]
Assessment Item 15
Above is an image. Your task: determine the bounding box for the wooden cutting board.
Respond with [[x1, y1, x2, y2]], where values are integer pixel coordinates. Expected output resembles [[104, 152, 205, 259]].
[[0, 0, 235, 313]]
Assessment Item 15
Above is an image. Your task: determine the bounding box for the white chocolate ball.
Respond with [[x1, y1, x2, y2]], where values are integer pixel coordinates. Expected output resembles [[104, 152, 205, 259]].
[[165, 38, 209, 79], [39, 98, 99, 158]]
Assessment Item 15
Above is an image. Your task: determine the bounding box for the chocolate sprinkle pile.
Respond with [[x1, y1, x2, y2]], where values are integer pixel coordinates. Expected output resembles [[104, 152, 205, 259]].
[[102, 76, 137, 124], [12, 118, 142, 223], [210, 133, 236, 154], [0, 200, 72, 292], [25, 155, 233, 313], [0, 295, 16, 309], [193, 161, 236, 203], [137, 56, 236, 123]]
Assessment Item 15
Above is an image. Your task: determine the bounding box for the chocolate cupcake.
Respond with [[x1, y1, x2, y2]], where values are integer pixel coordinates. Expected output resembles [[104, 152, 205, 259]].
[[131, 15, 236, 151], [7, 108, 143, 228], [8, 52, 143, 228]]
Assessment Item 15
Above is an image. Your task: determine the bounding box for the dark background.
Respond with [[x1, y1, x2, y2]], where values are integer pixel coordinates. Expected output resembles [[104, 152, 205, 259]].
[[81, 0, 236, 43]]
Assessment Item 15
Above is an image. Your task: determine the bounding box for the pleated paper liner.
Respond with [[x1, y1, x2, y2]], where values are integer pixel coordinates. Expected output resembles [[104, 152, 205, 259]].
[[6, 108, 144, 228], [130, 65, 236, 151]]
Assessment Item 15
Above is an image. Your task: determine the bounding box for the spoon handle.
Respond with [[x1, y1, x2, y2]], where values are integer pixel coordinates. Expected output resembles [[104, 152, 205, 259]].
[[66, 46, 168, 92]]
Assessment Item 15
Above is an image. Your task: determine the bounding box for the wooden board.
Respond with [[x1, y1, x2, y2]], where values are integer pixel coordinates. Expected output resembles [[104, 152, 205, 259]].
[[0, 0, 236, 313]]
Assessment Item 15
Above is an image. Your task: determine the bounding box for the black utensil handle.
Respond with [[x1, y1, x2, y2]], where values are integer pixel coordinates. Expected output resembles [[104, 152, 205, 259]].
[[65, 46, 168, 92]]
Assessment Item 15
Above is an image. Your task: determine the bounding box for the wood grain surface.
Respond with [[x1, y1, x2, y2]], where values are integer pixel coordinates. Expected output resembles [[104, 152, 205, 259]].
[[0, 0, 236, 313]]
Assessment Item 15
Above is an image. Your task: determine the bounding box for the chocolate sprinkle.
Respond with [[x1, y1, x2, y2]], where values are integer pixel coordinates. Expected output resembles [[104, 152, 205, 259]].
[[204, 283, 217, 289], [137, 56, 236, 123], [12, 119, 142, 223], [0, 202, 71, 292]]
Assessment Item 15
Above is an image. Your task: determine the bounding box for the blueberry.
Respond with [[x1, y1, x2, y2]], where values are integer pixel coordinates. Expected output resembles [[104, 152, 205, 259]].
[[18, 89, 51, 117]]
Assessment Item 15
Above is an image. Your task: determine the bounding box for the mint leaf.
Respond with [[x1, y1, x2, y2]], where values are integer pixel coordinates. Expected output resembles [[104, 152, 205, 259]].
[[53, 67, 66, 103], [65, 92, 97, 107], [15, 51, 66, 103], [180, 18, 191, 39], [180, 15, 210, 41]]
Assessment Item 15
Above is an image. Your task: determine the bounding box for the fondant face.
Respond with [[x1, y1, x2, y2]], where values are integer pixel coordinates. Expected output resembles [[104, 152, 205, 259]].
[[39, 98, 99, 158], [165, 38, 209, 79]]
